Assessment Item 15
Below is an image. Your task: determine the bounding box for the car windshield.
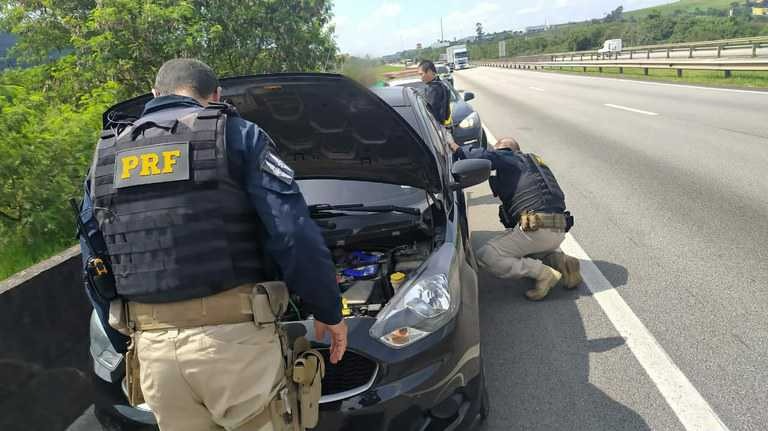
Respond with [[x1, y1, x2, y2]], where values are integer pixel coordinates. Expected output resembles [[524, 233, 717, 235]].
[[437, 66, 450, 74]]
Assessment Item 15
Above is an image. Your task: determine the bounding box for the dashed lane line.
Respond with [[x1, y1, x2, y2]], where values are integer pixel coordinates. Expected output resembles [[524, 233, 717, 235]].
[[604, 103, 659, 116]]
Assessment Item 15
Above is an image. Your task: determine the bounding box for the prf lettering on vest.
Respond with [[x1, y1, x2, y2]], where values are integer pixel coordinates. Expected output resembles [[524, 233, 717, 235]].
[[114, 142, 190, 189], [121, 150, 181, 179]]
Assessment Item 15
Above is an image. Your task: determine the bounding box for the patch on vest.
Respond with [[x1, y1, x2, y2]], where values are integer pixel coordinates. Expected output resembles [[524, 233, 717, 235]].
[[262, 151, 294, 184], [531, 154, 548, 167], [114, 142, 190, 189]]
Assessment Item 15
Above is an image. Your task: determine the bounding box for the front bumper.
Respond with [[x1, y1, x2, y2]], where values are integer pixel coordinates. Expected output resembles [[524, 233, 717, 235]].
[[92, 318, 483, 430]]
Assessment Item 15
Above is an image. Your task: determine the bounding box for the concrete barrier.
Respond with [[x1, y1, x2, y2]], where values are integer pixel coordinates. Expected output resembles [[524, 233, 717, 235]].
[[0, 246, 93, 431]]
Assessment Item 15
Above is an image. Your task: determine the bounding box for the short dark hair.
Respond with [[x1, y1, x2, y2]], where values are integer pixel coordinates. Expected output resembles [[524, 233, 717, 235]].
[[154, 58, 220, 98], [418, 60, 437, 74]]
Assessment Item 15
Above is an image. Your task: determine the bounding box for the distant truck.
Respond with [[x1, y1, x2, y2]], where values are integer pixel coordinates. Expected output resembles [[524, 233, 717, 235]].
[[598, 39, 622, 56], [446, 44, 469, 70]]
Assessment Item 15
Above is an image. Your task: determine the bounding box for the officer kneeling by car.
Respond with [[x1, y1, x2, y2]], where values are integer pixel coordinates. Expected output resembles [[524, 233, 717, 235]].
[[449, 137, 583, 300], [77, 58, 347, 431]]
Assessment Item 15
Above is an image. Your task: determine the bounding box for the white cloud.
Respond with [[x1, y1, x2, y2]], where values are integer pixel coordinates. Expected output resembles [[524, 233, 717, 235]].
[[443, 2, 504, 40], [374, 2, 401, 18], [516, 3, 543, 15]]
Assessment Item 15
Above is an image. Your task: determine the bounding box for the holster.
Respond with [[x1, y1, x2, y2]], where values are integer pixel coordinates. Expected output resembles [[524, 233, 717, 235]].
[[125, 334, 144, 406], [293, 348, 325, 428]]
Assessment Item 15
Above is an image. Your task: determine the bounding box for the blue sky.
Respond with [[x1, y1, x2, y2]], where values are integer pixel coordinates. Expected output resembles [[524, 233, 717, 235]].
[[332, 0, 677, 56]]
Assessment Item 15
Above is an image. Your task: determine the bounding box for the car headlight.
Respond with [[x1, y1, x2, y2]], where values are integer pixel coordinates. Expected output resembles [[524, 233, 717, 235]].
[[90, 310, 122, 372], [370, 272, 459, 349], [458, 112, 478, 129]]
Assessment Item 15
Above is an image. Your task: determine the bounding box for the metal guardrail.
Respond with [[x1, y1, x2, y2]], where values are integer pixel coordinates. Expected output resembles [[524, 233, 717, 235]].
[[500, 35, 768, 63], [478, 58, 768, 77]]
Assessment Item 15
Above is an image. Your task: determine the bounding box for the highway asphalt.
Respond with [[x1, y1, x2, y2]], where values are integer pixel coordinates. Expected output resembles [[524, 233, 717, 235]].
[[66, 68, 767, 431], [457, 66, 768, 431]]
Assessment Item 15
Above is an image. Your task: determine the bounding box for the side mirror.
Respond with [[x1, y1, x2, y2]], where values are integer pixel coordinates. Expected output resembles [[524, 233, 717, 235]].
[[463, 91, 475, 102], [452, 159, 491, 189]]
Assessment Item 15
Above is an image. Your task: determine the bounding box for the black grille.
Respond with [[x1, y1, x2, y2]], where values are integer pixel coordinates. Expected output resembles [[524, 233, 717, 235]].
[[319, 349, 377, 396]]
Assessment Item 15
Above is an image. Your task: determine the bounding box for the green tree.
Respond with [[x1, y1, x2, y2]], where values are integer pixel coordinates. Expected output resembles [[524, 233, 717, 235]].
[[0, 0, 338, 277], [1, 0, 337, 96]]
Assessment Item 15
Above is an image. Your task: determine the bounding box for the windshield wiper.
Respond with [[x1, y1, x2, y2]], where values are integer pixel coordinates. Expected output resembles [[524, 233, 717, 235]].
[[309, 203, 421, 216]]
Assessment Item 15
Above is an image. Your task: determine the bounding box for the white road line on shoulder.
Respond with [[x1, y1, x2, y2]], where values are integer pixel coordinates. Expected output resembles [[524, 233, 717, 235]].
[[483, 125, 498, 144], [529, 86, 545, 91], [481, 122, 728, 430], [604, 103, 659, 116], [559, 234, 730, 431]]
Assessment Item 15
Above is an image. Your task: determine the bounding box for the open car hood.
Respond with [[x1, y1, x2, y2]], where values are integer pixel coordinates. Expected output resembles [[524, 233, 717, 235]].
[[103, 73, 443, 193]]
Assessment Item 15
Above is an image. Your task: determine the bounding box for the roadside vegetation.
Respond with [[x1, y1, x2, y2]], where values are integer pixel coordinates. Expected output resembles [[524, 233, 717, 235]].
[[0, 1, 336, 281], [398, 1, 768, 62]]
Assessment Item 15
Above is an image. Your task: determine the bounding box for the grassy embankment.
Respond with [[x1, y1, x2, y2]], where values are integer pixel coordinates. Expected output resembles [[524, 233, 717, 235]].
[[0, 238, 73, 281], [493, 0, 768, 89]]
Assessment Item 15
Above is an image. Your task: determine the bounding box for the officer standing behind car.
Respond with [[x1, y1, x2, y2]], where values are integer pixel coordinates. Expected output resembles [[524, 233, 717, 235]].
[[418, 60, 452, 127], [449, 137, 583, 300], [78, 58, 346, 431]]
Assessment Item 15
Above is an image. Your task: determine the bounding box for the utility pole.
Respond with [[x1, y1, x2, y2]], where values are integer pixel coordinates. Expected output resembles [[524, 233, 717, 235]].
[[441, 17, 444, 42]]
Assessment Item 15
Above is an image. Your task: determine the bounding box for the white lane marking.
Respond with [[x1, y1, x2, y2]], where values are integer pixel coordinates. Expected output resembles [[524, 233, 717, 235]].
[[488, 66, 768, 96], [559, 234, 730, 431], [604, 103, 659, 116], [483, 125, 498, 144], [529, 86, 545, 92], [480, 122, 728, 430]]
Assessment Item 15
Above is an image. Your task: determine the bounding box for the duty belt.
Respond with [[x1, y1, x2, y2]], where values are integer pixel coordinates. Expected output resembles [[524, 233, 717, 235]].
[[127, 284, 275, 331], [519, 211, 573, 232]]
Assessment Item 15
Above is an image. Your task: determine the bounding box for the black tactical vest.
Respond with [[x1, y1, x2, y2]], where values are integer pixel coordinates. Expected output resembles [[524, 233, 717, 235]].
[[491, 151, 566, 224], [91, 104, 268, 303]]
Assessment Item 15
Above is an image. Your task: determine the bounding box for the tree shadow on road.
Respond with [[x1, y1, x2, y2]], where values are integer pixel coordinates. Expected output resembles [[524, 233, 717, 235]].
[[471, 231, 649, 431]]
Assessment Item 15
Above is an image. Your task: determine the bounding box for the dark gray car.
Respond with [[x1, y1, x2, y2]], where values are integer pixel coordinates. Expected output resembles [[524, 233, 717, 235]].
[[89, 73, 491, 430]]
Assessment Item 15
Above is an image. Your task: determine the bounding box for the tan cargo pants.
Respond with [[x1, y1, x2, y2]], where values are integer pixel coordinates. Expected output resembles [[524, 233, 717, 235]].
[[136, 321, 286, 431], [476, 227, 565, 280]]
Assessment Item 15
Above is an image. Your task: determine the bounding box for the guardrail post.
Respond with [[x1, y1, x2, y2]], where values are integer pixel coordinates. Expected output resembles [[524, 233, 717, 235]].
[[676, 69, 683, 78], [598, 66, 603, 73], [753, 44, 758, 57], [629, 51, 634, 59], [580, 54, 583, 61], [647, 49, 651, 59], [643, 68, 649, 76], [724, 70, 732, 78], [666, 48, 670, 59], [583, 66, 587, 72], [717, 46, 722, 58], [590, 54, 593, 60], [688, 47, 693, 58], [619, 67, 624, 74]]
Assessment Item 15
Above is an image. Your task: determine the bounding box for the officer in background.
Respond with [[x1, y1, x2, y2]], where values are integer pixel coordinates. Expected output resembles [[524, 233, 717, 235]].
[[78, 58, 346, 430], [418, 60, 452, 127], [450, 137, 582, 300]]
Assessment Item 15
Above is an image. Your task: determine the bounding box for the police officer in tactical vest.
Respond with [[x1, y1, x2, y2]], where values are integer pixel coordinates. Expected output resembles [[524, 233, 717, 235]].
[[418, 60, 452, 127], [450, 137, 582, 300], [78, 59, 347, 430]]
